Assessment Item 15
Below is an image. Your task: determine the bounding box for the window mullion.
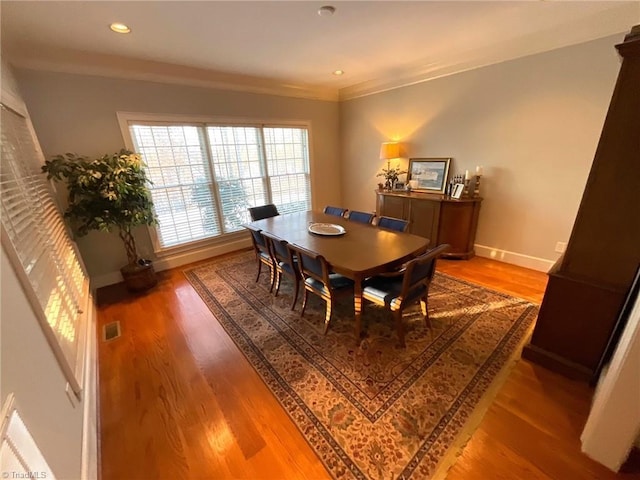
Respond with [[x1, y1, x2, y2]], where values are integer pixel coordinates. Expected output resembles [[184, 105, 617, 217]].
[[258, 126, 273, 203], [202, 125, 226, 233]]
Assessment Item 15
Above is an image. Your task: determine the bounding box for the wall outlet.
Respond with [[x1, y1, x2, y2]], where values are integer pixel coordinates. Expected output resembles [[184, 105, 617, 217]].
[[555, 241, 567, 254]]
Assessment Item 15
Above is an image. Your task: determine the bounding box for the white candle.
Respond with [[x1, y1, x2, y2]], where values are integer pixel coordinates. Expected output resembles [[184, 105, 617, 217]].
[[464, 169, 470, 180], [476, 165, 483, 176]]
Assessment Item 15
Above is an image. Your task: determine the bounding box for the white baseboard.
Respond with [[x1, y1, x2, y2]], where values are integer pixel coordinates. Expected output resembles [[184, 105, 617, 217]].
[[474, 244, 556, 273], [91, 237, 252, 289]]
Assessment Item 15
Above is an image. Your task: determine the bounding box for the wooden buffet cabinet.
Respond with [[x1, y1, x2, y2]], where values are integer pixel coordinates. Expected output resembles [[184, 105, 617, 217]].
[[375, 191, 481, 259]]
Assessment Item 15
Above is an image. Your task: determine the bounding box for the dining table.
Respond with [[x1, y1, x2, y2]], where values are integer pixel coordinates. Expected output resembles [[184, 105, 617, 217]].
[[248, 210, 430, 341]]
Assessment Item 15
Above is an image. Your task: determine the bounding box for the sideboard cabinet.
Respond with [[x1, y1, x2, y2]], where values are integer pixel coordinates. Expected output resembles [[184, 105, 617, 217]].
[[375, 191, 481, 259]]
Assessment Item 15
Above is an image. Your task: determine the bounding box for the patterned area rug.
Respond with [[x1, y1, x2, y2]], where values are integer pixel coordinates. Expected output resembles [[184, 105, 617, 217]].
[[185, 252, 538, 479]]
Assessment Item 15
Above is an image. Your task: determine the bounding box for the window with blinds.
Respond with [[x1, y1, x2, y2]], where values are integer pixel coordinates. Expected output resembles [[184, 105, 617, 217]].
[[0, 103, 89, 395], [128, 122, 311, 250]]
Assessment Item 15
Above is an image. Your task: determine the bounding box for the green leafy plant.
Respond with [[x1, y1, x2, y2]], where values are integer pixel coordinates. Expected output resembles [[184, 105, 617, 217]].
[[42, 149, 157, 266]]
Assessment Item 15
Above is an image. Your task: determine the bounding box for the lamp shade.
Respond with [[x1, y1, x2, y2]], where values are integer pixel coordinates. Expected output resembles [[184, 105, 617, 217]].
[[379, 142, 400, 160]]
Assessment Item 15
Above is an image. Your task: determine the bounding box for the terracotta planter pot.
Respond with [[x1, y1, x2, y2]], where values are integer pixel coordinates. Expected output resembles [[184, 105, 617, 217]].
[[120, 259, 157, 292]]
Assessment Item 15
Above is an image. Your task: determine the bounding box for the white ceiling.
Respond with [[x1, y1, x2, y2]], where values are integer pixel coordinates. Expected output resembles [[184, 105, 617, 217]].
[[2, 1, 639, 100]]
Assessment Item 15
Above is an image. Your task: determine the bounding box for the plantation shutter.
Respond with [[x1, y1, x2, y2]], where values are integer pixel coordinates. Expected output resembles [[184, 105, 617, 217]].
[[0, 103, 89, 394]]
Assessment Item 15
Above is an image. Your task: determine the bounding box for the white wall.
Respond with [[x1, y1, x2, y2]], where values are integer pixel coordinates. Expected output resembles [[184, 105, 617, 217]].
[[340, 34, 623, 269], [1, 248, 85, 478], [14, 70, 341, 282]]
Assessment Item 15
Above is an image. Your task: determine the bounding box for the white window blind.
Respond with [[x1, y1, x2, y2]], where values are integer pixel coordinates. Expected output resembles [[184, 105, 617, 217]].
[[0, 103, 89, 395], [128, 122, 311, 250], [207, 126, 267, 233], [130, 124, 218, 247], [263, 127, 310, 215]]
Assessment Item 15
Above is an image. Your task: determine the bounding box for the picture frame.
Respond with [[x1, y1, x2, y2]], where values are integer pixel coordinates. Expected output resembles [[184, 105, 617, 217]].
[[451, 183, 465, 199], [407, 158, 451, 193], [393, 182, 405, 191]]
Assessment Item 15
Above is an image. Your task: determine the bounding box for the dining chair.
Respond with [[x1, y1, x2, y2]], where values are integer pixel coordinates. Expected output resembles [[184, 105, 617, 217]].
[[288, 244, 354, 334], [244, 224, 275, 290], [347, 210, 375, 224], [377, 216, 409, 233], [261, 231, 300, 310], [248, 203, 280, 221], [323, 206, 347, 217], [362, 243, 449, 347]]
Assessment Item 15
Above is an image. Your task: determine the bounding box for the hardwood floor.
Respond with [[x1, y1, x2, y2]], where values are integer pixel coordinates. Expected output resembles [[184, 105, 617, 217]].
[[97, 253, 639, 479]]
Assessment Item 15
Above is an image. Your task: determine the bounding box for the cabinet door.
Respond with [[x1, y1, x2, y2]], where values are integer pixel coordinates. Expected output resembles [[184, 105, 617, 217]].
[[439, 202, 476, 256], [378, 195, 408, 220], [409, 199, 440, 245]]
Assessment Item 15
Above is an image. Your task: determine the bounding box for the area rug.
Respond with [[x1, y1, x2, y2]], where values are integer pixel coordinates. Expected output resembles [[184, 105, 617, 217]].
[[185, 251, 539, 479]]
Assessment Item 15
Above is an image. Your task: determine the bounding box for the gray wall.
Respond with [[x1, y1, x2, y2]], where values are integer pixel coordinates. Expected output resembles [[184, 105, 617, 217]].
[[15, 70, 341, 279], [340, 35, 622, 266]]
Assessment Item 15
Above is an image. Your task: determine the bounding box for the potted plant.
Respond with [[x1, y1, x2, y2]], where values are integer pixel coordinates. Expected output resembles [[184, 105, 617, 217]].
[[42, 149, 159, 291]]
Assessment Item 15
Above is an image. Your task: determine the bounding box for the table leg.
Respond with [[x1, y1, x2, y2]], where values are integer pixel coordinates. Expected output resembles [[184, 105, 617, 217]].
[[354, 274, 363, 342]]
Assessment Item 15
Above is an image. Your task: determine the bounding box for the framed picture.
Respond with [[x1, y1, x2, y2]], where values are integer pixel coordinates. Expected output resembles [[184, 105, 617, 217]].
[[451, 183, 465, 199], [407, 158, 451, 193], [393, 182, 405, 191]]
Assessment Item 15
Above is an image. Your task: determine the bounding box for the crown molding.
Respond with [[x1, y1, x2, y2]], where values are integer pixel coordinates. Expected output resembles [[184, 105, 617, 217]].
[[5, 2, 636, 105], [339, 4, 637, 101], [7, 46, 339, 102]]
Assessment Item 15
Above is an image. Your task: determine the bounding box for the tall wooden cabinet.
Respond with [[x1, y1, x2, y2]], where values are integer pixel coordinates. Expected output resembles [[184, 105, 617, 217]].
[[522, 26, 640, 382], [375, 191, 481, 259]]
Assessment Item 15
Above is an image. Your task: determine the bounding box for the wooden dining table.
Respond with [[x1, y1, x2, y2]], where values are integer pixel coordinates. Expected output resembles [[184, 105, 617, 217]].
[[249, 210, 430, 341]]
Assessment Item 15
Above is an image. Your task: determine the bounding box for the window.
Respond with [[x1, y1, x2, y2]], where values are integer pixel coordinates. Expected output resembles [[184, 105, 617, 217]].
[[0, 103, 89, 395], [127, 121, 311, 250]]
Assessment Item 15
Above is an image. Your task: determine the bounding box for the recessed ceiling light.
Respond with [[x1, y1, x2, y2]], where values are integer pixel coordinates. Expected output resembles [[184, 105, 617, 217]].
[[333, 70, 344, 76], [109, 23, 131, 34], [318, 5, 336, 17]]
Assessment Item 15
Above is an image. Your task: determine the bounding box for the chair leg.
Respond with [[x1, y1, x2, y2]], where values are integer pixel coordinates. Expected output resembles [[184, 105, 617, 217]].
[[420, 294, 431, 329], [255, 258, 262, 283], [268, 264, 276, 292], [273, 271, 282, 296], [291, 278, 299, 310], [394, 310, 406, 348], [300, 290, 309, 317], [323, 300, 333, 334]]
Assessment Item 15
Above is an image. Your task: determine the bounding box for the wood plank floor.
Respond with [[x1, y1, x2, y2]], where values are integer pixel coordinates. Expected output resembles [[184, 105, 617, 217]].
[[97, 252, 639, 479]]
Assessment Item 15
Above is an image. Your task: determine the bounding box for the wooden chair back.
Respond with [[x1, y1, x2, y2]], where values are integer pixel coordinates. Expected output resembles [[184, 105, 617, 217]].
[[399, 244, 450, 300], [249, 203, 279, 221], [323, 206, 347, 217], [377, 216, 409, 232], [347, 210, 375, 224]]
